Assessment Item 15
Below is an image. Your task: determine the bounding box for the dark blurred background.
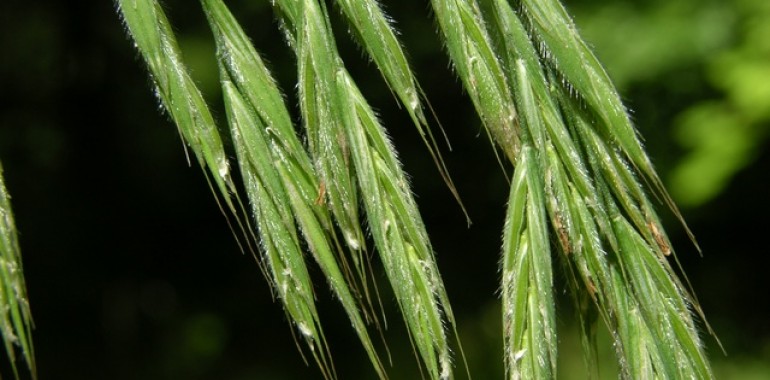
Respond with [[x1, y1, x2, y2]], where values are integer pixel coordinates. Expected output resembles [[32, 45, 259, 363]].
[[0, 0, 768, 378]]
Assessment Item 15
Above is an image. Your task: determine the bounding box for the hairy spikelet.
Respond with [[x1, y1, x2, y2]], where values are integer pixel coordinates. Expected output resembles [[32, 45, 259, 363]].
[[333, 0, 466, 216], [203, 0, 385, 377], [443, 0, 716, 378], [117, 0, 717, 378], [121, 0, 463, 378], [431, 0, 519, 162], [0, 162, 36, 379], [501, 147, 556, 379], [272, 1, 459, 378], [117, 0, 239, 215]]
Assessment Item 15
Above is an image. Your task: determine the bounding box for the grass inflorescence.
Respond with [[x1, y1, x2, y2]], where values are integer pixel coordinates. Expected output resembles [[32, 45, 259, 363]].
[[117, 0, 717, 379], [119, 0, 462, 378], [271, 1, 460, 378], [434, 0, 717, 378]]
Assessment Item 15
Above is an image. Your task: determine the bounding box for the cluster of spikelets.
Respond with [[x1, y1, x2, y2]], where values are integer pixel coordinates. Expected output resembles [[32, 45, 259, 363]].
[[115, 0, 716, 379], [437, 1, 717, 378]]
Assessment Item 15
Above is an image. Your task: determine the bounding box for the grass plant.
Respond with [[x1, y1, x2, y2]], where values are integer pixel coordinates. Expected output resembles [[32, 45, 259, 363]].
[[115, 0, 718, 379]]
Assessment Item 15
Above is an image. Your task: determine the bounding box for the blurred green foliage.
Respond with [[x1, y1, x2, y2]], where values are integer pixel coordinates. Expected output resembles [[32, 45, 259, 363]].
[[574, 0, 770, 207]]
